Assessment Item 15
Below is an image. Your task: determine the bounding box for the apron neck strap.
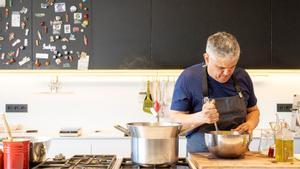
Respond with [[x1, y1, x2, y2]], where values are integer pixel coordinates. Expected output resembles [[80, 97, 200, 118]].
[[232, 75, 244, 98], [201, 65, 209, 97]]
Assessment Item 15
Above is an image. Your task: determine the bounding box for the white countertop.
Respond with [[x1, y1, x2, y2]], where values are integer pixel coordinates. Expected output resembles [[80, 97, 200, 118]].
[[0, 128, 299, 140], [0, 129, 128, 140]]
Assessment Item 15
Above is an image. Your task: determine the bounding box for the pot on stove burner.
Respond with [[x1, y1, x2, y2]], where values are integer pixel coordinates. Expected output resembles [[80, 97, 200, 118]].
[[127, 122, 182, 166]]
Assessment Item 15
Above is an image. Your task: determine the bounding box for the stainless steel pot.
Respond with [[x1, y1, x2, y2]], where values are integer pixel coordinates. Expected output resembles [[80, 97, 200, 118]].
[[0, 136, 51, 163], [127, 122, 182, 165], [29, 137, 51, 163]]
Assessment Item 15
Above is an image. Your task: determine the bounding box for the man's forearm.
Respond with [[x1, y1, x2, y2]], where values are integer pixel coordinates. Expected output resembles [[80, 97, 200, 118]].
[[168, 110, 206, 130], [246, 106, 260, 130]]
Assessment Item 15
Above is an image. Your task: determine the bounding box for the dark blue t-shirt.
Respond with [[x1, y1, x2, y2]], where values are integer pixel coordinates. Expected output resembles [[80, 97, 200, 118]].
[[170, 63, 257, 153]]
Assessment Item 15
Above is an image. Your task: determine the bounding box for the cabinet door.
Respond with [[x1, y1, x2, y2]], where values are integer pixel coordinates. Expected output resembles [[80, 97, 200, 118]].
[[272, 0, 300, 68], [90, 0, 151, 69], [151, 0, 271, 69], [0, 0, 32, 69], [32, 0, 92, 69], [47, 139, 93, 158], [91, 139, 131, 157]]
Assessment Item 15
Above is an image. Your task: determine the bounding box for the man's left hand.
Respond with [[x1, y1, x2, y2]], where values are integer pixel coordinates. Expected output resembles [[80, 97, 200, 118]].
[[233, 122, 254, 134]]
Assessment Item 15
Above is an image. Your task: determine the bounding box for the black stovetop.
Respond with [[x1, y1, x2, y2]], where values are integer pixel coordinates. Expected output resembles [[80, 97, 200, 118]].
[[119, 158, 190, 169], [32, 155, 190, 169], [33, 154, 117, 169]]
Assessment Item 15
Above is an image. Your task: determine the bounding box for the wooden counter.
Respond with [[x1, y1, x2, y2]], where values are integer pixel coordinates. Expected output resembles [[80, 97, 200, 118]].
[[187, 152, 300, 169]]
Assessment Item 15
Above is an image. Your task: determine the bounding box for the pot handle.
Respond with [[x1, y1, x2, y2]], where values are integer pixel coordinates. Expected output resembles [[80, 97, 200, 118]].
[[114, 125, 130, 136], [178, 123, 202, 136]]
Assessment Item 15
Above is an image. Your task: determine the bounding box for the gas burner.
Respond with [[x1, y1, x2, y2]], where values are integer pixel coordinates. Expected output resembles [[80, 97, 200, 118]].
[[119, 158, 189, 169], [33, 154, 117, 169]]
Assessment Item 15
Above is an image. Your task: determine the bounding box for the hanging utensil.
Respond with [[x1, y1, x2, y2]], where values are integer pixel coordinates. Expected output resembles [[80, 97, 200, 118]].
[[153, 79, 161, 113], [150, 107, 160, 123], [143, 80, 153, 114], [161, 78, 169, 117]]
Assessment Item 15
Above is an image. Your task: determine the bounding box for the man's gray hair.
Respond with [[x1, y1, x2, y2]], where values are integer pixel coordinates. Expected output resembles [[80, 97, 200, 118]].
[[206, 32, 240, 59]]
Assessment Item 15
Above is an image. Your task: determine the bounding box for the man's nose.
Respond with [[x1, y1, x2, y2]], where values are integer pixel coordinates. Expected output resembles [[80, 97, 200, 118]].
[[223, 68, 233, 76]]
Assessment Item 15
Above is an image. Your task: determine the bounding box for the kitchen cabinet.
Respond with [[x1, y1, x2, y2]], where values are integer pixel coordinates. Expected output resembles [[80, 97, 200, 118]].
[[6, 0, 300, 69], [31, 0, 91, 69], [47, 137, 187, 158], [271, 0, 300, 68], [91, 138, 131, 157], [47, 139, 93, 158], [46, 136, 300, 158], [43, 136, 300, 159], [0, 0, 91, 69], [0, 0, 33, 69], [89, 0, 151, 69], [151, 0, 271, 69]]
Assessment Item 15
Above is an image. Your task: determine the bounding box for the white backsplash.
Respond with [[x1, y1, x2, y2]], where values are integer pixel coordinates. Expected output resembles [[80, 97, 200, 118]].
[[0, 71, 300, 133]]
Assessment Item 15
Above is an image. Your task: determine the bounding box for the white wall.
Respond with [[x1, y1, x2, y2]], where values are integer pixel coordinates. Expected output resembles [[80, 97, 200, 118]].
[[0, 74, 176, 132], [252, 73, 300, 128], [0, 71, 300, 133]]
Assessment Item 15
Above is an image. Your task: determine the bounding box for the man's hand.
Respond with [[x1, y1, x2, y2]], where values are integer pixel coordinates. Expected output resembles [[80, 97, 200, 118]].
[[234, 105, 260, 134], [196, 99, 219, 124], [233, 122, 254, 134]]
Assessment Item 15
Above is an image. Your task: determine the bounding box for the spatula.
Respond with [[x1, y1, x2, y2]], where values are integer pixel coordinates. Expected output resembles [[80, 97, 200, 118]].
[[143, 80, 153, 114]]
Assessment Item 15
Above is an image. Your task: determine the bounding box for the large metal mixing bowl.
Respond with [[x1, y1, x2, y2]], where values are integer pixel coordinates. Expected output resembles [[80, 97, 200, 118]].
[[204, 130, 251, 158]]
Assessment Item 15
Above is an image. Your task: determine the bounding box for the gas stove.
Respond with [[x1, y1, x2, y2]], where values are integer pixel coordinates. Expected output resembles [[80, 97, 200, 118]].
[[33, 155, 190, 169], [114, 158, 190, 169], [33, 154, 117, 169]]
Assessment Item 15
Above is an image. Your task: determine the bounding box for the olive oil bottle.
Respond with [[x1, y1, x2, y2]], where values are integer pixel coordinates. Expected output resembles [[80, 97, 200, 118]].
[[275, 127, 294, 162]]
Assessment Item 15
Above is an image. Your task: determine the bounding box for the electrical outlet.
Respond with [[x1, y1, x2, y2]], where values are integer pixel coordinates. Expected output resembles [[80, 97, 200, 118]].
[[6, 104, 28, 113], [277, 103, 292, 112]]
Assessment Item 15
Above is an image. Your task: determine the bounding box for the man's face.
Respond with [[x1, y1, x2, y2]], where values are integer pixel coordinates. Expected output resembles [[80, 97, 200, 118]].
[[204, 53, 238, 83]]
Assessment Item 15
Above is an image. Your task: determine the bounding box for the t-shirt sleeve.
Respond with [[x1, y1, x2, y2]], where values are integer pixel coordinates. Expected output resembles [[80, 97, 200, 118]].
[[244, 71, 257, 108], [170, 73, 191, 112]]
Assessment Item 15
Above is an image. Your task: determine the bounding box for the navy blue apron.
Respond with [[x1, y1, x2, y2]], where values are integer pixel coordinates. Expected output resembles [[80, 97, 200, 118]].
[[187, 65, 247, 153]]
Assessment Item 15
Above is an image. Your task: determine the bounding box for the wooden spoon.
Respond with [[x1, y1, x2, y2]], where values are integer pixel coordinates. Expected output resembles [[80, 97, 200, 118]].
[[1, 113, 13, 141]]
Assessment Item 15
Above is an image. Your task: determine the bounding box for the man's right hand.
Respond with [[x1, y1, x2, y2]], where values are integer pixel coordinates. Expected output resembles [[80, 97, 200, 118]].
[[167, 99, 219, 130], [196, 99, 219, 124]]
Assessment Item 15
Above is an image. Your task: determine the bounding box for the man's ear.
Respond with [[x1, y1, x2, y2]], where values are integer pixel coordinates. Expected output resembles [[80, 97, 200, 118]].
[[203, 53, 209, 65]]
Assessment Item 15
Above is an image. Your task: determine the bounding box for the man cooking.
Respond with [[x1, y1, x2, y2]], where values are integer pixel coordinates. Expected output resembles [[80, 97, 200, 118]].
[[169, 32, 260, 153]]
